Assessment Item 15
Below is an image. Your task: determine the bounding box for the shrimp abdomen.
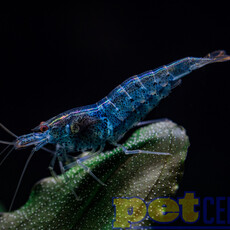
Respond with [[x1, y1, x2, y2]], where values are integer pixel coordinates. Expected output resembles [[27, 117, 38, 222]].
[[99, 50, 230, 125]]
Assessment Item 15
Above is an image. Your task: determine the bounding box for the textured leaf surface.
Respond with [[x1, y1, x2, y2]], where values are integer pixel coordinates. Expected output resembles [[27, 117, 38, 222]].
[[0, 121, 189, 229]]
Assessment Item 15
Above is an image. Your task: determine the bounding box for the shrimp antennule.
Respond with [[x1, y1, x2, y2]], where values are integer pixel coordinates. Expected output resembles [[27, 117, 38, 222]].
[[0, 123, 18, 138], [0, 123, 17, 165]]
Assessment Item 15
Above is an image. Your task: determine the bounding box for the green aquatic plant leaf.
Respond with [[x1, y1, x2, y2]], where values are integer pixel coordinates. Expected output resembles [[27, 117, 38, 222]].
[[0, 121, 189, 229]]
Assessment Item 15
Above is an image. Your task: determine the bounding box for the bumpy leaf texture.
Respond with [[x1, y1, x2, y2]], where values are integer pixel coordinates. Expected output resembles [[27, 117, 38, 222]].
[[0, 121, 189, 229]]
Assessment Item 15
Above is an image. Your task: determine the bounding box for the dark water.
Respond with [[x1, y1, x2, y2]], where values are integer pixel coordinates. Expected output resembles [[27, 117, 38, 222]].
[[0, 2, 229, 227]]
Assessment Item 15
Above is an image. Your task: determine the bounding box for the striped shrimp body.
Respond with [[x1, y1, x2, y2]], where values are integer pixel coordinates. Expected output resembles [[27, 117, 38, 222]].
[[1, 50, 229, 210], [96, 50, 230, 143]]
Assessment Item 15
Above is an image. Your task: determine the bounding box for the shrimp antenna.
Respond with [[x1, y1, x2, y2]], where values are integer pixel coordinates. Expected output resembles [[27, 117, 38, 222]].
[[9, 148, 36, 212], [0, 145, 11, 157], [41, 147, 55, 155], [0, 123, 18, 138], [0, 123, 17, 165], [0, 146, 15, 166], [0, 140, 15, 145]]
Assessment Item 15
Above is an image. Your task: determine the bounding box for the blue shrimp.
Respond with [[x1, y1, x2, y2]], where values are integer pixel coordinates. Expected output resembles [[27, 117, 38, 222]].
[[0, 50, 229, 210]]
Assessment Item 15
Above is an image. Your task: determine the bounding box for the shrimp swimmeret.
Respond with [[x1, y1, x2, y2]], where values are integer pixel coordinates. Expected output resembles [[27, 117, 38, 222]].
[[1, 50, 230, 210]]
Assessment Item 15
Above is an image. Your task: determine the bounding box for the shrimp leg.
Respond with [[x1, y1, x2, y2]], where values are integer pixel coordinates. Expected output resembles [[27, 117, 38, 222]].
[[63, 146, 106, 186], [63, 145, 105, 170], [112, 142, 171, 155], [136, 118, 171, 127], [76, 160, 106, 186], [48, 154, 60, 182], [48, 150, 80, 199], [48, 145, 67, 183], [58, 156, 80, 200]]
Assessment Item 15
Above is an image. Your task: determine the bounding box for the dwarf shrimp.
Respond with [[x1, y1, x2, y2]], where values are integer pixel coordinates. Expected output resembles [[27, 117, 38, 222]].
[[1, 50, 229, 210]]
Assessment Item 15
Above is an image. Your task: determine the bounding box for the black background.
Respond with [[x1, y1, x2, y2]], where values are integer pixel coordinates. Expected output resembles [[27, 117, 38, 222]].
[[0, 1, 230, 226]]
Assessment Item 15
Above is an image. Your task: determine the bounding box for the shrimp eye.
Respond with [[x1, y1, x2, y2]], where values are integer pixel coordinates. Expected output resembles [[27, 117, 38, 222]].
[[40, 122, 48, 132]]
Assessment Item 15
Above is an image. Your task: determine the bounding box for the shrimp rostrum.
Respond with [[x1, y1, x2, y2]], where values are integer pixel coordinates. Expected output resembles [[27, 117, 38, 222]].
[[1, 50, 230, 209]]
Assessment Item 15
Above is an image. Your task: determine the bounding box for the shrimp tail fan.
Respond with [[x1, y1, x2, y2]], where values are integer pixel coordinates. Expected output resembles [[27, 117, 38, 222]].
[[204, 50, 230, 63]]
